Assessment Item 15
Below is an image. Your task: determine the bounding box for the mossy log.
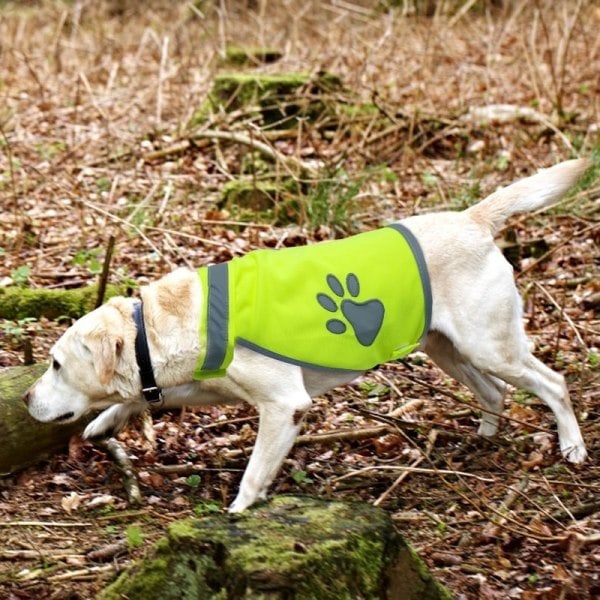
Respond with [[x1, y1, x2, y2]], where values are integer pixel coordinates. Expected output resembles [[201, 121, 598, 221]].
[[98, 495, 452, 600], [0, 364, 90, 475], [0, 283, 127, 320]]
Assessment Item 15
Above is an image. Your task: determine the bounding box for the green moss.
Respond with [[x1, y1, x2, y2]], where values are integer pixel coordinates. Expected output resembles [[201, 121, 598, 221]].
[[0, 284, 128, 320], [97, 496, 452, 599], [221, 46, 283, 67]]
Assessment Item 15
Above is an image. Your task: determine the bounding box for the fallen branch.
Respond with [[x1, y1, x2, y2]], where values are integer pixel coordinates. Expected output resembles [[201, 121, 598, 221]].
[[86, 539, 129, 563], [223, 425, 391, 460], [98, 437, 142, 506], [191, 128, 318, 177]]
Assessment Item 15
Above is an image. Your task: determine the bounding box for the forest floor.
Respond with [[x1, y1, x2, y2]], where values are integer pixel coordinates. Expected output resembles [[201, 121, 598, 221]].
[[0, 1, 598, 599]]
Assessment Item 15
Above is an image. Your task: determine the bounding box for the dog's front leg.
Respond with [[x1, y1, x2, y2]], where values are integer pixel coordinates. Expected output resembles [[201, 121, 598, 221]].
[[228, 392, 312, 513], [83, 401, 147, 439]]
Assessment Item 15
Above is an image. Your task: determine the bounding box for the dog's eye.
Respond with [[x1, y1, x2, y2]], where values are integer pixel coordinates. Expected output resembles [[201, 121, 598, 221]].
[[52, 358, 61, 371]]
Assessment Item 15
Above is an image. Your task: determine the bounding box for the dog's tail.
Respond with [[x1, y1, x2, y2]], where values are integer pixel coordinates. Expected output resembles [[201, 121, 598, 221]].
[[466, 158, 590, 235]]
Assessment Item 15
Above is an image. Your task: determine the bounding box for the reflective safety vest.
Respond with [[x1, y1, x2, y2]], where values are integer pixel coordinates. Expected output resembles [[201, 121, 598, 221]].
[[193, 223, 431, 379]]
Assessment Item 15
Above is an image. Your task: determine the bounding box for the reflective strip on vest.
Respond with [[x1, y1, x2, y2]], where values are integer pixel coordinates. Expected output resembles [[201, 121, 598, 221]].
[[194, 223, 431, 379]]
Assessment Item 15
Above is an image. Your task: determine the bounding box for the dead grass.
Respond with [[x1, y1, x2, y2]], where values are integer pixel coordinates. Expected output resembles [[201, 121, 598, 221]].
[[0, 1, 598, 599]]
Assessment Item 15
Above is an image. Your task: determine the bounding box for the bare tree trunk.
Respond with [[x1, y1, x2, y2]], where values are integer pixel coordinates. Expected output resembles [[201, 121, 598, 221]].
[[0, 364, 88, 475]]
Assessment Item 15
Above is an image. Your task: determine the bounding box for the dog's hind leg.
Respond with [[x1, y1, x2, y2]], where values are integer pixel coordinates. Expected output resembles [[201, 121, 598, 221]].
[[433, 316, 587, 464], [423, 331, 506, 437], [485, 354, 587, 464]]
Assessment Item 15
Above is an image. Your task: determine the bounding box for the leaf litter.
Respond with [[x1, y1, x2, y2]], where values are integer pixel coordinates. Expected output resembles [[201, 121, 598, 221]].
[[0, 1, 598, 598]]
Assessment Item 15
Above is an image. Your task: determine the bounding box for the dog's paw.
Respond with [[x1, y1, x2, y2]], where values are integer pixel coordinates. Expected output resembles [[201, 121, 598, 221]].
[[562, 443, 587, 465], [316, 273, 384, 347], [227, 497, 249, 513], [477, 421, 499, 438]]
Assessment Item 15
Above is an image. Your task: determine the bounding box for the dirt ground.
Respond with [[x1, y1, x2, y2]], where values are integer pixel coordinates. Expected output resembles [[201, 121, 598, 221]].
[[0, 1, 598, 598]]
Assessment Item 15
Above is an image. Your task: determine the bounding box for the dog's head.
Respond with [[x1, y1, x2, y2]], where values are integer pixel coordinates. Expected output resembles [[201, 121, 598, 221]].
[[24, 297, 138, 424]]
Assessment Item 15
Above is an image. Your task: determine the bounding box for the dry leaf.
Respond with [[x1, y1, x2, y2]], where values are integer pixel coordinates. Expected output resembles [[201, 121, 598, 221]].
[[61, 492, 82, 514], [551, 563, 571, 582]]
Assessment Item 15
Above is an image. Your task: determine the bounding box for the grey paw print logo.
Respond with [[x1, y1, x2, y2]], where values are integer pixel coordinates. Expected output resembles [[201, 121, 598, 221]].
[[317, 273, 384, 347]]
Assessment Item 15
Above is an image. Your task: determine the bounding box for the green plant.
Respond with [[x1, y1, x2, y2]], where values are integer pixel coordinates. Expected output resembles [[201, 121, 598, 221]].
[[185, 474, 202, 489], [73, 248, 103, 274], [125, 525, 145, 548], [96, 176, 111, 192], [1, 317, 38, 343], [11, 265, 31, 286], [193, 501, 221, 515], [305, 171, 362, 233], [291, 469, 312, 485], [103, 525, 119, 535], [588, 352, 600, 368], [435, 521, 448, 536]]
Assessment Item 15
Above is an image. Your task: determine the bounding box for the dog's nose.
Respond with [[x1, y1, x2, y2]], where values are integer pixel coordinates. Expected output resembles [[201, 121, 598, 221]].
[[23, 389, 31, 406]]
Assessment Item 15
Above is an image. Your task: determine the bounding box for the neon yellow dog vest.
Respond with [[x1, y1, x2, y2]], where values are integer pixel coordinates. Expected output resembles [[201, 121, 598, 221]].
[[193, 223, 431, 379]]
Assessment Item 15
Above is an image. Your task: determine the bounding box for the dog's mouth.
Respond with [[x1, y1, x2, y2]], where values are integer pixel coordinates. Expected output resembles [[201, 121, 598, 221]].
[[52, 411, 75, 423]]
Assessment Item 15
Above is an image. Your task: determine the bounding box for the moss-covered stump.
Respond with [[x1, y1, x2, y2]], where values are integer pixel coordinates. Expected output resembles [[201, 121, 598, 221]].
[[98, 495, 452, 600], [0, 283, 127, 320], [219, 178, 304, 225], [220, 46, 283, 67], [0, 364, 90, 475], [190, 71, 343, 127]]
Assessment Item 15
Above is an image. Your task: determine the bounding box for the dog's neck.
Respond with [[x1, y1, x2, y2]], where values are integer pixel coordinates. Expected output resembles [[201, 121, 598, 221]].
[[135, 271, 203, 392]]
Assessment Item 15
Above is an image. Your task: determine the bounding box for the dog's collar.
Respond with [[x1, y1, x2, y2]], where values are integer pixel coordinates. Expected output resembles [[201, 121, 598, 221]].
[[132, 301, 163, 404]]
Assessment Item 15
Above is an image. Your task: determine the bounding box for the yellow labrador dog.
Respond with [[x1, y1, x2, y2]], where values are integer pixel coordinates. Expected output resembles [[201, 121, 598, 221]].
[[24, 159, 589, 512]]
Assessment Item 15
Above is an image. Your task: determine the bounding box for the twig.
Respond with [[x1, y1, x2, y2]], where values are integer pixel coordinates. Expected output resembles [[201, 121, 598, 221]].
[[95, 234, 116, 309], [47, 564, 116, 582], [222, 425, 391, 460], [333, 464, 496, 484], [86, 539, 128, 562], [296, 425, 390, 446], [551, 500, 600, 522], [482, 475, 529, 536], [448, 0, 479, 28], [517, 222, 599, 278], [0, 521, 91, 527], [98, 437, 143, 506], [534, 282, 587, 350], [373, 429, 438, 506], [156, 35, 169, 125], [0, 122, 18, 211], [0, 549, 85, 560], [73, 197, 173, 267], [191, 129, 318, 177]]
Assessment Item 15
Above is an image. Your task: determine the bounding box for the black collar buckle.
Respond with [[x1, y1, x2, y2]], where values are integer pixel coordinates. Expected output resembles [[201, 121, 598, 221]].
[[142, 386, 163, 404], [132, 302, 163, 405]]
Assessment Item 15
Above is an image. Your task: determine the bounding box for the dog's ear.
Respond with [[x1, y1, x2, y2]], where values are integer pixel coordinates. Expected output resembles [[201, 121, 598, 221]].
[[86, 332, 124, 386]]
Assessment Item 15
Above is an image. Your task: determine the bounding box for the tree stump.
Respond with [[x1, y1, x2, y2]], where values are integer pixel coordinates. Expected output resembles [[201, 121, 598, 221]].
[[98, 495, 452, 600], [0, 364, 89, 475]]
